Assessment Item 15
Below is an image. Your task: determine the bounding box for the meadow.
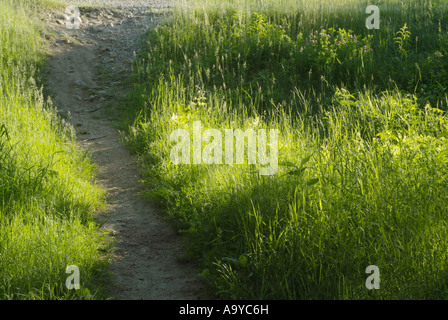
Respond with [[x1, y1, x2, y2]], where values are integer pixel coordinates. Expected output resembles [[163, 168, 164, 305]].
[[0, 0, 109, 299], [125, 0, 448, 299]]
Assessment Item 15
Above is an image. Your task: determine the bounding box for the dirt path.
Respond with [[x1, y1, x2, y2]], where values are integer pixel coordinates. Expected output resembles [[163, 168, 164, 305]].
[[42, 3, 206, 300]]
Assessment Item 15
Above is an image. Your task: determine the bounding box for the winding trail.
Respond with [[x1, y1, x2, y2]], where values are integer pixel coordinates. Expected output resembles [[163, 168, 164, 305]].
[[42, 1, 206, 299]]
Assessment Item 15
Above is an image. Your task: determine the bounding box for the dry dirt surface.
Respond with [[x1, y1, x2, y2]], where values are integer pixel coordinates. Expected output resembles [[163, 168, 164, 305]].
[[41, 1, 207, 300]]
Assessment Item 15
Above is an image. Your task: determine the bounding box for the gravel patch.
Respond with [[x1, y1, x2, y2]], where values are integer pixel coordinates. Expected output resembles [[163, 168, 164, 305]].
[[64, 0, 173, 10]]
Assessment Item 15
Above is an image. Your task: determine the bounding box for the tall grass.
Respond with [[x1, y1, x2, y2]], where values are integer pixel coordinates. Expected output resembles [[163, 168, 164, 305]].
[[0, 0, 109, 299], [124, 0, 448, 299]]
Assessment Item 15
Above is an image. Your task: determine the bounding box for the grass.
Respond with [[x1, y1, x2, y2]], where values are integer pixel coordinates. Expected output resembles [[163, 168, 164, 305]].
[[123, 0, 448, 299], [0, 0, 110, 299]]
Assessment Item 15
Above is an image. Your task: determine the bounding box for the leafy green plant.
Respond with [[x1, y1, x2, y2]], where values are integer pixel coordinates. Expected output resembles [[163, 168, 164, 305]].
[[302, 27, 373, 81], [394, 23, 412, 58]]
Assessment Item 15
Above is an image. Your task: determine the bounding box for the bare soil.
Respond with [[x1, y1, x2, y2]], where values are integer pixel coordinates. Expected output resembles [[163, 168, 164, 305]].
[[42, 4, 207, 300]]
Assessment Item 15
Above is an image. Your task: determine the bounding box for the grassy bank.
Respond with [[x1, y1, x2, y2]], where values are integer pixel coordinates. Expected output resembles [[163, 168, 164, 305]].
[[0, 0, 109, 299], [124, 0, 448, 299]]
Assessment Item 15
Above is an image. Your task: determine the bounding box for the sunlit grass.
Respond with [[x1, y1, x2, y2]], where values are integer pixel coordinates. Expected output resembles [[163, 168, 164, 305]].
[[0, 0, 109, 300], [124, 0, 448, 299]]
